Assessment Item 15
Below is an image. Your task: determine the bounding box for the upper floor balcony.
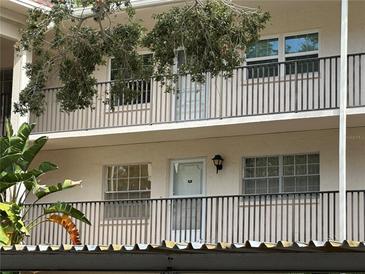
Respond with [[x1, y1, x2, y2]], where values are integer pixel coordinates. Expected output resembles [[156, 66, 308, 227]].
[[30, 53, 365, 135]]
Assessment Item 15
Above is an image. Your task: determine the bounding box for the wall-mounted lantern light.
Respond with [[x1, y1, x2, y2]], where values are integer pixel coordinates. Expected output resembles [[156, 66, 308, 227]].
[[212, 154, 224, 174]]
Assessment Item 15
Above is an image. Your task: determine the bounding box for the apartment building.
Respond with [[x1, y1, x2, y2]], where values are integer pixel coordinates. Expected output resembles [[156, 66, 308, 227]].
[[1, 0, 365, 271]]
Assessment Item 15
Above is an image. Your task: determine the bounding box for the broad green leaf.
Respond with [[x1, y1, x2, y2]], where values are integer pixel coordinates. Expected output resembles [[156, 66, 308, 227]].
[[17, 122, 35, 144], [9, 136, 24, 154], [0, 225, 10, 245], [0, 137, 9, 157], [44, 202, 91, 225], [5, 119, 13, 138], [34, 179, 81, 199], [37, 161, 58, 174], [0, 203, 29, 236], [18, 136, 48, 171], [0, 153, 21, 173]]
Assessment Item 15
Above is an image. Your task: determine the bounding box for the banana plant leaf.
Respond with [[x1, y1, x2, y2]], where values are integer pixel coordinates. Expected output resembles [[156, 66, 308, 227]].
[[0, 225, 10, 245], [0, 153, 21, 173], [0, 137, 9, 156], [44, 202, 91, 225], [0, 162, 58, 193], [4, 119, 13, 137], [31, 179, 81, 199], [0, 202, 29, 236], [17, 136, 48, 171]]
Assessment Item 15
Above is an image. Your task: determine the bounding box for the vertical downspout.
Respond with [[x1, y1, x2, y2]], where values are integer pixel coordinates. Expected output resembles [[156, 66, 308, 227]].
[[339, 0, 348, 241]]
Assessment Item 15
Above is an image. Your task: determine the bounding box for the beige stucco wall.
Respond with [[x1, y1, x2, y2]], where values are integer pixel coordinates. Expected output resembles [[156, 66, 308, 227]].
[[29, 126, 365, 203]]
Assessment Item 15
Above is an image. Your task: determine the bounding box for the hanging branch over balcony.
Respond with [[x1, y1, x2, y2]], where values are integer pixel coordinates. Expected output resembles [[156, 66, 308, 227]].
[[15, 0, 270, 116]]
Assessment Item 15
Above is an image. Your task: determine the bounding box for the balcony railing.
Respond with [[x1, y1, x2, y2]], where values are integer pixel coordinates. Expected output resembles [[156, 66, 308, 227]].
[[30, 53, 365, 134], [24, 190, 365, 245]]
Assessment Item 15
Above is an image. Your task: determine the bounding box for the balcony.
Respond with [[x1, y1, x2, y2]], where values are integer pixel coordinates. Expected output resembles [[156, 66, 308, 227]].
[[30, 53, 365, 134], [25, 190, 365, 245]]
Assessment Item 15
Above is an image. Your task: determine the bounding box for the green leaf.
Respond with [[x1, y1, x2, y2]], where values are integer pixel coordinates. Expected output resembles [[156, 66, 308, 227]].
[[34, 179, 81, 199], [5, 119, 13, 137], [0, 225, 10, 245], [44, 202, 91, 225], [0, 137, 10, 157], [17, 122, 35, 144], [0, 153, 21, 173], [0, 202, 29, 237], [18, 136, 48, 171]]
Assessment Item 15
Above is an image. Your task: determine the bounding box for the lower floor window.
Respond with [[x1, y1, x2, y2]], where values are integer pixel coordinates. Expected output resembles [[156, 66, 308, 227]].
[[243, 153, 320, 194], [104, 163, 151, 219]]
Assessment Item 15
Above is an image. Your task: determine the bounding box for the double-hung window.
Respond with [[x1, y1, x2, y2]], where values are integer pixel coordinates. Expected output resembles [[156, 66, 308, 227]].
[[284, 32, 319, 74], [104, 163, 151, 218], [243, 153, 320, 194], [110, 53, 153, 106], [246, 38, 279, 78]]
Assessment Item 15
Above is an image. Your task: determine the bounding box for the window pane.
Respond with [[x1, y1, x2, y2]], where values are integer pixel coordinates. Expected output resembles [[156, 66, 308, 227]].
[[296, 164, 307, 175], [118, 179, 128, 191], [268, 166, 279, 176], [245, 167, 255, 178], [268, 156, 279, 166], [308, 154, 320, 164], [283, 155, 294, 165], [296, 176, 308, 192], [308, 175, 320, 191], [295, 154, 307, 165], [129, 178, 140, 191], [308, 163, 320, 175], [283, 165, 294, 176], [285, 33, 318, 54], [256, 157, 267, 167], [283, 177, 295, 192], [117, 166, 128, 178], [268, 178, 279, 193], [129, 165, 140, 178], [245, 158, 255, 168], [247, 59, 279, 78], [140, 178, 151, 190], [256, 167, 267, 177], [247, 38, 279, 58], [256, 179, 268, 194], [285, 54, 319, 74], [245, 180, 255, 194], [140, 164, 149, 177]]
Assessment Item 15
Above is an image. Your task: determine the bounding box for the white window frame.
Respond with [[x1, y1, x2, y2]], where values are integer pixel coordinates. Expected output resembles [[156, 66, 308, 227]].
[[245, 30, 321, 64], [245, 35, 280, 63], [102, 162, 152, 220], [283, 30, 320, 59], [103, 163, 152, 199], [107, 52, 153, 112], [241, 153, 320, 195]]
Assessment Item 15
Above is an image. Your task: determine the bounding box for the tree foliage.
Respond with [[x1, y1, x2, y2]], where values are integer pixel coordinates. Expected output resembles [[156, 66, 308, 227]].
[[15, 0, 270, 116], [0, 120, 90, 245]]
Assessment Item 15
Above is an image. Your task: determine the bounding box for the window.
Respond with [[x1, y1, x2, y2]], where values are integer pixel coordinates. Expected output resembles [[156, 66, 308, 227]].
[[110, 54, 153, 106], [104, 163, 151, 218], [243, 153, 320, 194], [246, 38, 279, 78], [284, 33, 319, 74]]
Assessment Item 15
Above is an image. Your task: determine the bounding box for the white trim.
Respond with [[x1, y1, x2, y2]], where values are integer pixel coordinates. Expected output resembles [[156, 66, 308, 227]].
[[169, 158, 206, 198], [9, 0, 51, 10], [29, 108, 352, 141]]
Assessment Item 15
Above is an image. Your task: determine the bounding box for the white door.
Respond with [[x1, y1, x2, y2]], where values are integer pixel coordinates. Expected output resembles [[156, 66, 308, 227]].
[[175, 51, 207, 121], [170, 159, 205, 242]]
